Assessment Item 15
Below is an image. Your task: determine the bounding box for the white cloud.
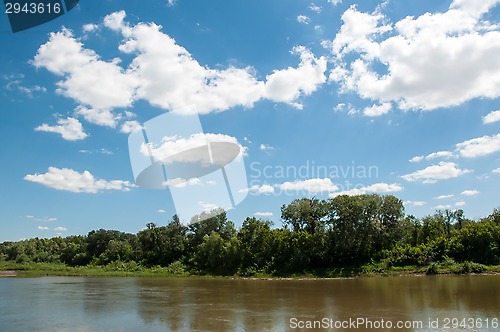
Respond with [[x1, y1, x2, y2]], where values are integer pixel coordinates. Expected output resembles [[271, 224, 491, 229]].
[[75, 106, 120, 128], [24, 167, 135, 193], [409, 156, 424, 163], [241, 184, 275, 194], [54, 227, 68, 232], [426, 151, 454, 160], [167, 0, 176, 6], [436, 194, 454, 199], [35, 117, 87, 141], [330, 188, 366, 197], [363, 102, 391, 117], [34, 12, 328, 127], [33, 28, 138, 111], [260, 144, 273, 151], [433, 205, 452, 210], [461, 189, 479, 196], [309, 4, 321, 13], [82, 24, 98, 33], [455, 201, 466, 207], [456, 134, 500, 158], [362, 182, 403, 193], [493, 168, 500, 173], [402, 162, 472, 183], [107, 12, 326, 114], [278, 178, 338, 193], [158, 209, 166, 213], [404, 201, 426, 207], [483, 110, 500, 124], [409, 151, 453, 163], [120, 120, 143, 133], [297, 15, 310, 25], [163, 177, 201, 188], [264, 46, 327, 109], [254, 212, 273, 217], [330, 182, 403, 197], [326, 1, 500, 111], [38, 226, 50, 231], [198, 201, 220, 212], [26, 216, 57, 222], [328, 0, 342, 5]]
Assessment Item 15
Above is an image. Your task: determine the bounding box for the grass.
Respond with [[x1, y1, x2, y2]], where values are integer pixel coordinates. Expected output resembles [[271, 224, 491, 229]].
[[2, 259, 500, 279]]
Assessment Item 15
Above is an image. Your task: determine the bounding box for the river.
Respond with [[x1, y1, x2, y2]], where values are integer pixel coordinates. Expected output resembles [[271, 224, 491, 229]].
[[0, 275, 499, 331]]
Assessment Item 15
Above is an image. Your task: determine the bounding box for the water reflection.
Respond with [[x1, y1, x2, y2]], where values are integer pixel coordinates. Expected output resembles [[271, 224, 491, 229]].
[[0, 275, 499, 331]]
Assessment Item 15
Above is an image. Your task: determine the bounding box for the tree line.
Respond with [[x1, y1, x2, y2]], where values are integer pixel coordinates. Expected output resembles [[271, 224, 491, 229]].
[[1, 194, 499, 276]]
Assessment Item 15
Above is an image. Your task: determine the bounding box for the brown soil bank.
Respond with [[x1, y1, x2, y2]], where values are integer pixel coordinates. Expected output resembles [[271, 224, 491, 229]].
[[0, 271, 17, 277]]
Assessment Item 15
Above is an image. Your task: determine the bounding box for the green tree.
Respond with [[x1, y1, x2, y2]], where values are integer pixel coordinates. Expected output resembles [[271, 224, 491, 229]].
[[237, 217, 273, 274]]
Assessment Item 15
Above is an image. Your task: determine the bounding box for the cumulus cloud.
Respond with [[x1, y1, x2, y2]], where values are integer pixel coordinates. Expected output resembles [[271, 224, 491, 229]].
[[277, 178, 338, 193], [107, 11, 325, 113], [483, 110, 500, 124], [402, 162, 472, 183], [330, 182, 403, 197], [309, 4, 321, 13], [259, 144, 273, 151], [120, 120, 143, 133], [38, 226, 49, 231], [75, 106, 121, 128], [35, 117, 87, 141], [433, 204, 452, 210], [409, 156, 424, 163], [54, 227, 68, 232], [33, 28, 138, 111], [241, 184, 275, 194], [297, 15, 310, 25], [404, 201, 426, 207], [198, 201, 220, 212], [493, 168, 500, 173], [33, 11, 327, 132], [82, 24, 98, 33], [163, 177, 201, 188], [254, 212, 273, 217], [328, 0, 342, 6], [455, 201, 466, 207], [436, 194, 454, 199], [325, 1, 500, 111], [461, 189, 479, 196], [24, 167, 135, 193], [456, 134, 500, 158], [410, 134, 500, 168], [426, 151, 454, 160], [264, 46, 327, 109], [410, 151, 454, 163], [363, 103, 391, 117]]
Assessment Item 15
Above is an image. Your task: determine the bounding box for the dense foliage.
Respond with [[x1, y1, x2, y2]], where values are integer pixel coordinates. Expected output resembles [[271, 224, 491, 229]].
[[1, 194, 499, 276]]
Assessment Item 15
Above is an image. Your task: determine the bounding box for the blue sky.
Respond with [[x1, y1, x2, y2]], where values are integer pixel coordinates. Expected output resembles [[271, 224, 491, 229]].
[[0, 0, 499, 241]]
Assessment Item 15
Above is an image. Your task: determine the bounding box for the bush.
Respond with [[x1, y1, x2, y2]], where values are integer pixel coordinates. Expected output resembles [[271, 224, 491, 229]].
[[426, 262, 439, 275], [459, 261, 486, 274], [164, 261, 188, 275]]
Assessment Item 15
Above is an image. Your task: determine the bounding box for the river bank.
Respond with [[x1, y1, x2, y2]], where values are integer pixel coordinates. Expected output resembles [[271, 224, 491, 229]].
[[2, 260, 500, 279], [0, 270, 17, 277]]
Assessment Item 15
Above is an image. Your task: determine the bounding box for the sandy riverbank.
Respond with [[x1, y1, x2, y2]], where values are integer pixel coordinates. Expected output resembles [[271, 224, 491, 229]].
[[0, 270, 17, 277]]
